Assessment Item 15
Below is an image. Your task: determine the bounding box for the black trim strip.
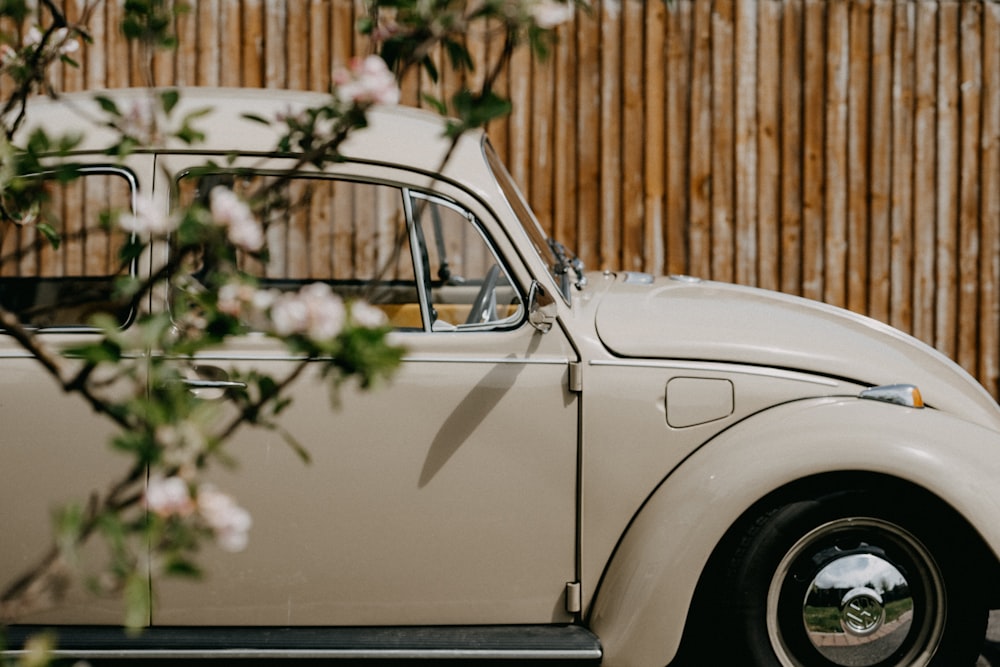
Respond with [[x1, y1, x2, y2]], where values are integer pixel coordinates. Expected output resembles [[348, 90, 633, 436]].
[[4, 625, 602, 661]]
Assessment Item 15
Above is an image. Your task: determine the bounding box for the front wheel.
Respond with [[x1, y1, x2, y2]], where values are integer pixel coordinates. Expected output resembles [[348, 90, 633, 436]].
[[720, 490, 987, 666]]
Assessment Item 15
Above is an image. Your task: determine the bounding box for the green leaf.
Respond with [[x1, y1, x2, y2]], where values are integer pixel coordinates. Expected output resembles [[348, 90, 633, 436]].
[[53, 502, 84, 562], [163, 558, 202, 579], [159, 89, 181, 114], [278, 426, 312, 465], [241, 113, 272, 126], [25, 128, 53, 154], [174, 124, 205, 145], [35, 222, 61, 249], [56, 133, 84, 154], [421, 94, 447, 116], [62, 339, 123, 364], [181, 106, 214, 122], [124, 572, 151, 631], [444, 39, 474, 72], [0, 0, 31, 23], [420, 55, 439, 83], [119, 236, 147, 264], [94, 94, 121, 117], [448, 89, 512, 135]]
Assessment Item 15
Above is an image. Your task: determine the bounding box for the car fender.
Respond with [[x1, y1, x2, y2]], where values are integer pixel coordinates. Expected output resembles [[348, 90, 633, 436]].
[[588, 395, 1000, 667]]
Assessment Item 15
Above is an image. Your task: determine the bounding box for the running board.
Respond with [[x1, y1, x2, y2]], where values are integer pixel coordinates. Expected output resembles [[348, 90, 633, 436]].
[[4, 625, 602, 662]]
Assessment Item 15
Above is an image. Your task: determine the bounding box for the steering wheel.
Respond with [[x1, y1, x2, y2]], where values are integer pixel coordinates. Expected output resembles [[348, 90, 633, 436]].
[[465, 264, 500, 324]]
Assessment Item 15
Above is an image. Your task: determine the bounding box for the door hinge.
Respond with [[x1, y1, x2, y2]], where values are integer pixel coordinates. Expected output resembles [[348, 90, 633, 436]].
[[568, 361, 583, 393], [565, 581, 582, 614]]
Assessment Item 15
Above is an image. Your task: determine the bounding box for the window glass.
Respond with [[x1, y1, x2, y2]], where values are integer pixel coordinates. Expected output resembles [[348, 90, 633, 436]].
[[178, 172, 421, 329], [0, 169, 135, 328], [411, 193, 522, 331], [177, 172, 521, 332]]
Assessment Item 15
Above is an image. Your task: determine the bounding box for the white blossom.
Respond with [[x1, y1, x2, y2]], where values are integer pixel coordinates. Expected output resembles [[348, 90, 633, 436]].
[[270, 292, 310, 337], [119, 194, 177, 238], [24, 26, 80, 56], [527, 0, 575, 28], [350, 300, 388, 329], [52, 27, 79, 55], [270, 283, 346, 342], [197, 486, 252, 552], [23, 26, 43, 48], [333, 55, 400, 107], [299, 283, 347, 340], [250, 288, 278, 314], [145, 475, 195, 518], [210, 187, 264, 252]]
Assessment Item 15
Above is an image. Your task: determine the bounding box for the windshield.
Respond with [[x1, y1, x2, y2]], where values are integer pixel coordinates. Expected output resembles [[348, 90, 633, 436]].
[[484, 141, 574, 302]]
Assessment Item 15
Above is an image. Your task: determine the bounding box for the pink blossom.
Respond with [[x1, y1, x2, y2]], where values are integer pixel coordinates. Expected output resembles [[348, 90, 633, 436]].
[[145, 475, 195, 518], [217, 281, 279, 330], [118, 98, 162, 144], [216, 282, 249, 317], [197, 486, 252, 552], [0, 44, 17, 66], [371, 17, 402, 44], [333, 56, 400, 107], [119, 194, 176, 238], [209, 187, 264, 252]]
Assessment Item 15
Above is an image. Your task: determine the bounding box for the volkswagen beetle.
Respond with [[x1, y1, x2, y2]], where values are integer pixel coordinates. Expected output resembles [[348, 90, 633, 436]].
[[3, 88, 1000, 667]]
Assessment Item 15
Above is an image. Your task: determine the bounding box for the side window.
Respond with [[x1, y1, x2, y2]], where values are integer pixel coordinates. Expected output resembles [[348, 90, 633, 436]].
[[0, 169, 135, 328], [411, 193, 522, 331], [177, 172, 522, 332]]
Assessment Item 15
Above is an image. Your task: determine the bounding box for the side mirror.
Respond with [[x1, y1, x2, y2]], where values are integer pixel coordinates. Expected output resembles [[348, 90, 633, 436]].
[[528, 281, 557, 333]]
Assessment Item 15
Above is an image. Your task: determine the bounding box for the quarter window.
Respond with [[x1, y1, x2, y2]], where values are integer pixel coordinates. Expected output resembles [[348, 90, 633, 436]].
[[0, 168, 135, 328]]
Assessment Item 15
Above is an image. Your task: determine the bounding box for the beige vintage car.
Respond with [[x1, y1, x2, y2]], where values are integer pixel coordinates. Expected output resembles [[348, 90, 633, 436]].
[[3, 88, 1000, 667]]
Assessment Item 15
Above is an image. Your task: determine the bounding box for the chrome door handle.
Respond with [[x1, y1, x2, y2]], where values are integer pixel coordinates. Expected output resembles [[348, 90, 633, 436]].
[[177, 366, 247, 399]]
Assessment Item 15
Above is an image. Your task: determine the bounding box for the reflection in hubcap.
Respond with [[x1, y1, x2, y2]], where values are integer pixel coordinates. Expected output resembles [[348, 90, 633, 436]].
[[803, 553, 911, 665]]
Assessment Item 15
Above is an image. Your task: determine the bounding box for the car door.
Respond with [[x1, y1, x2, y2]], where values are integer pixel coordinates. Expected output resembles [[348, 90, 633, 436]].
[[0, 158, 153, 624], [152, 158, 580, 626]]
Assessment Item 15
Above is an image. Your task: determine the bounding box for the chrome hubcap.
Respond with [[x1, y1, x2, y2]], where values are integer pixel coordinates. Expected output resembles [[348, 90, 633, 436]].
[[767, 518, 946, 667]]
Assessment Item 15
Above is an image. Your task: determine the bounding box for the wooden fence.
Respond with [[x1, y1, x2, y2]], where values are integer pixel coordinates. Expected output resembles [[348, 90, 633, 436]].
[[13, 0, 1000, 398]]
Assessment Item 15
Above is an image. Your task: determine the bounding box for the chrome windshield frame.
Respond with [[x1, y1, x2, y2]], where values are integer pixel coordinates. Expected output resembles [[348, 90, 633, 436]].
[[483, 141, 572, 304]]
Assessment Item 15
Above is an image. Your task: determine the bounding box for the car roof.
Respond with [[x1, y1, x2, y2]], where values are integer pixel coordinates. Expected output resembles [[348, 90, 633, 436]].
[[16, 87, 487, 178]]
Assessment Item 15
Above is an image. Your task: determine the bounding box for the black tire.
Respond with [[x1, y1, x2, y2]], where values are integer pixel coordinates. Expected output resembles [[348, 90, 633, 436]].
[[718, 489, 987, 667]]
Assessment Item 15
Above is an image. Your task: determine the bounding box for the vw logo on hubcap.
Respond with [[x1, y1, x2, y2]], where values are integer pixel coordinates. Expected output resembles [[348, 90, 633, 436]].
[[840, 587, 885, 636]]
